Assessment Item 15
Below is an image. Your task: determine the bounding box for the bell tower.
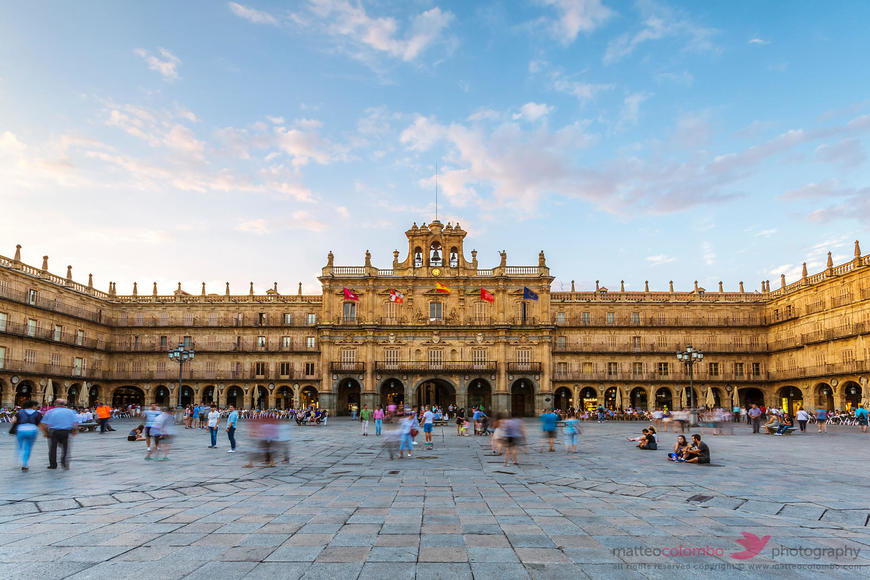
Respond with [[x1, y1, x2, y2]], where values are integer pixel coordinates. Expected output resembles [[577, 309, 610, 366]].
[[399, 220, 469, 275]]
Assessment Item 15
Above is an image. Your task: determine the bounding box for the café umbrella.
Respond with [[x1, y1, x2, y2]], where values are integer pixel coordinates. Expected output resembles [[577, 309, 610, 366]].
[[680, 387, 687, 409], [615, 387, 623, 410], [78, 382, 89, 407], [731, 386, 740, 409], [44, 378, 55, 404], [705, 387, 715, 408]]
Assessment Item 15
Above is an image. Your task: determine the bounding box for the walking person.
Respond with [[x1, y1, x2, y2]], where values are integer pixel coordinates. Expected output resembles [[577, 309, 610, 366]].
[[539, 408, 558, 452], [502, 414, 525, 466], [207, 405, 221, 448], [226, 405, 239, 453], [95, 401, 112, 434], [398, 412, 418, 458], [563, 410, 580, 453], [856, 405, 869, 433], [796, 407, 809, 432], [748, 404, 763, 434], [373, 405, 384, 436], [816, 406, 828, 433], [360, 404, 372, 436], [148, 407, 174, 461], [10, 400, 41, 471], [455, 407, 466, 436], [143, 404, 161, 453], [40, 398, 78, 470], [422, 405, 435, 448]]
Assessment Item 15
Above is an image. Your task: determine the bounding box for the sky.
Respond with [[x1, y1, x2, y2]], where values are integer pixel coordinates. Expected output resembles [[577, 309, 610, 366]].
[[1, 0, 868, 295]]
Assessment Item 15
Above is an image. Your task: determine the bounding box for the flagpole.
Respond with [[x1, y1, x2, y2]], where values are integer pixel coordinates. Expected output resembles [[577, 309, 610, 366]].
[[435, 160, 438, 221]]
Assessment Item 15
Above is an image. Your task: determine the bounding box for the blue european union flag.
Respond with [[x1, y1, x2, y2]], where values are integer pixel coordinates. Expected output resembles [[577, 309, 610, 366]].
[[523, 287, 538, 300]]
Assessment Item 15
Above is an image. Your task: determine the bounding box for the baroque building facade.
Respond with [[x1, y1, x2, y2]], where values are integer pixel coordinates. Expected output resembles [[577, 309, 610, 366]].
[[1, 220, 868, 416]]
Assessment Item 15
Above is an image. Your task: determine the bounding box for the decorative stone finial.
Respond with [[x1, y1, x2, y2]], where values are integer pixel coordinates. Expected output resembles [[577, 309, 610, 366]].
[[538, 251, 546, 267], [855, 240, 861, 257], [202, 282, 207, 296], [42, 255, 49, 271], [66, 265, 72, 280], [133, 282, 138, 296], [802, 262, 808, 278], [620, 280, 624, 292], [644, 280, 649, 292], [571, 280, 575, 292], [718, 281, 723, 292], [499, 250, 507, 268], [177, 282, 182, 293], [225, 282, 230, 296], [14, 244, 21, 261], [249, 281, 254, 295], [739, 281, 744, 293], [781, 273, 786, 288], [88, 273, 93, 289], [595, 280, 600, 292], [393, 250, 399, 267], [153, 282, 157, 297], [694, 280, 699, 291], [327, 251, 334, 267], [298, 282, 302, 295], [669, 281, 674, 292], [826, 251, 833, 269], [365, 250, 372, 267]]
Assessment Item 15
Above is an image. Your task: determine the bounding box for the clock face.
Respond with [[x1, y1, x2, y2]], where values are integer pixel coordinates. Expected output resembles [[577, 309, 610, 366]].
[[431, 268, 441, 276]]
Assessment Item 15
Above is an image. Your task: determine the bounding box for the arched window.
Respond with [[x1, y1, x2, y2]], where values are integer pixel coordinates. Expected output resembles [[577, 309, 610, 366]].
[[414, 246, 423, 267], [449, 247, 459, 268], [429, 241, 443, 266]]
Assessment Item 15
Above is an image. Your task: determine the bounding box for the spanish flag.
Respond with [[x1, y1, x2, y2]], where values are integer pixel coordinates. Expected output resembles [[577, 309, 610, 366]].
[[480, 288, 494, 303], [435, 282, 450, 294]]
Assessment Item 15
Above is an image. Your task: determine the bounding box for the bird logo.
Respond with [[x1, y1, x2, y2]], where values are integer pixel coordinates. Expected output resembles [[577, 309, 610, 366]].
[[730, 532, 771, 559]]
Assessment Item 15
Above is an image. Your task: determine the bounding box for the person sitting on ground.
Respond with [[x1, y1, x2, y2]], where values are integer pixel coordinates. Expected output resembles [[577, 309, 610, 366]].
[[683, 433, 710, 464], [776, 413, 794, 435], [128, 424, 145, 441], [667, 435, 689, 461], [636, 428, 657, 450]]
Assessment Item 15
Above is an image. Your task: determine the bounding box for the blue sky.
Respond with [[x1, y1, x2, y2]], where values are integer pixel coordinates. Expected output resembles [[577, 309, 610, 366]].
[[1, 0, 868, 295]]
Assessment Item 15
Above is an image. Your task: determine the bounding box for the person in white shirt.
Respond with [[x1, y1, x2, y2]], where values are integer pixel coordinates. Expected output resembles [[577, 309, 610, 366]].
[[422, 406, 435, 448], [207, 406, 221, 448], [795, 407, 809, 432]]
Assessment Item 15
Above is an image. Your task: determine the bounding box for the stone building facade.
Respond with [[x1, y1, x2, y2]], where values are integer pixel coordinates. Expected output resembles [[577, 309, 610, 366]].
[[1, 221, 868, 416]]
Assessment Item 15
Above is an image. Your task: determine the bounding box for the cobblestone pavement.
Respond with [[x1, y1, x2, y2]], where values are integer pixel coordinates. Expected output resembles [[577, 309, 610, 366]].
[[1, 418, 869, 579]]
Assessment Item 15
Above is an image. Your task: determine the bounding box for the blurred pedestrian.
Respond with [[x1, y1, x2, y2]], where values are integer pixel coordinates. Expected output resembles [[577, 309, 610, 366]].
[[40, 398, 78, 470], [10, 400, 41, 471]]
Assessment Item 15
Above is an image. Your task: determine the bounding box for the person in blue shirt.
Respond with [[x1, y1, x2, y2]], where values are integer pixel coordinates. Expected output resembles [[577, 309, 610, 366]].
[[226, 405, 239, 452], [539, 410, 559, 452], [856, 405, 869, 433], [40, 398, 78, 470], [143, 404, 162, 452]]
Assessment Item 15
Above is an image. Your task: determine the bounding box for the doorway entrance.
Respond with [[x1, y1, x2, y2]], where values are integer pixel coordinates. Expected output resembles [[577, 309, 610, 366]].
[[467, 379, 492, 412], [415, 379, 456, 409], [337, 378, 362, 415], [510, 379, 534, 417]]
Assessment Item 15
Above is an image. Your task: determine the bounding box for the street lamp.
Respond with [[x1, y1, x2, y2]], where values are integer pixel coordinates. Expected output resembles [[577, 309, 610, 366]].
[[168, 343, 195, 409], [676, 345, 703, 412]]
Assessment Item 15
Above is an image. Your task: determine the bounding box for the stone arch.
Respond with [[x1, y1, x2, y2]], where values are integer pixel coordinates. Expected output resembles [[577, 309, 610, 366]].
[[604, 386, 618, 410], [413, 377, 457, 409], [67, 382, 83, 407], [275, 385, 294, 409], [629, 386, 648, 410], [336, 377, 362, 415], [112, 385, 145, 408], [467, 378, 493, 412], [15, 380, 37, 407], [814, 382, 833, 410], [225, 385, 243, 408], [709, 387, 723, 408], [777, 385, 804, 415], [843, 381, 862, 410], [153, 385, 171, 407], [510, 378, 535, 417], [553, 386, 572, 412], [379, 377, 405, 407], [180, 385, 195, 407], [654, 386, 673, 410], [252, 385, 269, 409], [88, 384, 102, 408], [201, 385, 217, 405], [578, 386, 598, 410], [739, 387, 765, 408], [300, 385, 319, 408]]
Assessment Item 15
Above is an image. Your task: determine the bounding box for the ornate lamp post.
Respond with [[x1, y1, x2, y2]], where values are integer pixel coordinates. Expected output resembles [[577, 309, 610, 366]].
[[676, 345, 703, 423], [168, 343, 194, 409]]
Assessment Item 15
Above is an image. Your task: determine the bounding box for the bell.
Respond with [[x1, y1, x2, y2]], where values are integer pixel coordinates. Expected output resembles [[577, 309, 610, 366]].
[[431, 248, 441, 263]]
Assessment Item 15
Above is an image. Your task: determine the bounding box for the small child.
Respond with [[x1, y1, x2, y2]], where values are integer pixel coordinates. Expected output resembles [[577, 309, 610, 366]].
[[462, 418, 470, 436], [384, 426, 401, 459]]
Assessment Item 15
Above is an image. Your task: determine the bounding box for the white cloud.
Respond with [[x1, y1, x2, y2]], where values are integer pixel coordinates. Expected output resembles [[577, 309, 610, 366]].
[[274, 125, 332, 167], [748, 36, 770, 45], [553, 79, 614, 103], [298, 0, 454, 63], [701, 241, 715, 266], [618, 92, 651, 128], [236, 219, 272, 234], [646, 254, 676, 266], [538, 0, 614, 45], [164, 125, 205, 159], [754, 228, 777, 238], [134, 47, 181, 80], [228, 2, 278, 25], [815, 138, 866, 168], [603, 1, 717, 64], [467, 109, 500, 122], [672, 112, 710, 148], [513, 102, 553, 122], [237, 211, 328, 235]]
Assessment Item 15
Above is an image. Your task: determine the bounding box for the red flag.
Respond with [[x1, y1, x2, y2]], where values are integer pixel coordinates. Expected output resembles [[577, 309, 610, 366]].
[[480, 288, 494, 303], [343, 287, 359, 301], [389, 289, 404, 303]]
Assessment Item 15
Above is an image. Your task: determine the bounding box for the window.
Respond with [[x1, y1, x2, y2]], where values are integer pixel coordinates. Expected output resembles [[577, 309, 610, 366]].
[[472, 348, 487, 367], [73, 357, 83, 376], [115, 360, 125, 372], [282, 336, 292, 349], [135, 312, 144, 325], [751, 362, 761, 377], [132, 360, 142, 373], [304, 362, 315, 376], [54, 324, 62, 341], [556, 361, 568, 376], [134, 335, 140, 350], [50, 353, 61, 367], [24, 349, 36, 363], [255, 362, 266, 376], [307, 313, 316, 325], [159, 312, 169, 326], [0, 312, 6, 332], [157, 361, 166, 374], [283, 313, 293, 325], [657, 335, 667, 348], [429, 302, 443, 321], [205, 361, 216, 374], [160, 335, 167, 349], [28, 289, 37, 305], [607, 362, 618, 376], [257, 336, 267, 348], [632, 362, 643, 376], [657, 362, 669, 376], [606, 312, 615, 324], [632, 336, 641, 350], [708, 362, 720, 376], [343, 302, 356, 322], [234, 312, 243, 326], [76, 329, 84, 346], [306, 336, 316, 349], [516, 349, 531, 369], [557, 312, 566, 324], [341, 349, 356, 363], [0, 346, 5, 369], [384, 349, 399, 368], [183, 335, 192, 348], [842, 349, 855, 363], [581, 312, 591, 324], [733, 335, 743, 348], [734, 362, 744, 377], [280, 362, 292, 376], [183, 312, 194, 326], [582, 361, 593, 375], [632, 312, 640, 324], [556, 336, 567, 349], [428, 349, 443, 368], [208, 313, 218, 326], [258, 313, 266, 325], [385, 301, 398, 321], [26, 319, 37, 337]]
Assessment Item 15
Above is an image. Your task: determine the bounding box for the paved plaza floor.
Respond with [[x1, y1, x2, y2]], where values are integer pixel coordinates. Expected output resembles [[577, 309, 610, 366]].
[[1, 417, 869, 579]]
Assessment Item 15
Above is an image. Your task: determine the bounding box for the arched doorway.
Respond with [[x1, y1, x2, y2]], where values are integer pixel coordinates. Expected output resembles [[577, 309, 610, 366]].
[[604, 387, 617, 410], [709, 387, 723, 408], [778, 386, 803, 415], [510, 379, 534, 417], [154, 385, 170, 407], [252, 385, 268, 409], [655, 387, 673, 410], [814, 383, 833, 410], [553, 386, 572, 412], [180, 385, 194, 407], [15, 381, 36, 407], [201, 385, 216, 405], [275, 386, 293, 409], [739, 387, 764, 408], [415, 378, 456, 409], [67, 383, 83, 407], [380, 379, 404, 407], [629, 387, 647, 409], [579, 387, 598, 411], [843, 381, 862, 410], [300, 386, 318, 408], [226, 385, 244, 408], [88, 384, 101, 408], [113, 386, 145, 408], [468, 379, 493, 412], [336, 378, 362, 415], [681, 387, 699, 409]]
